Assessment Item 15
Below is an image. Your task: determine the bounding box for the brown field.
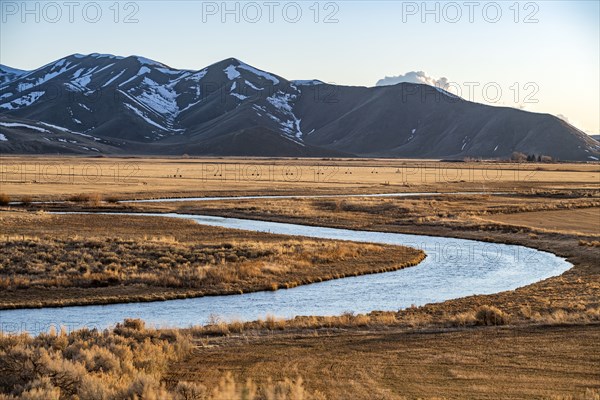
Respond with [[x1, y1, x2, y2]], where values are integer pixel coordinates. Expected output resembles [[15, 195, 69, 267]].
[[481, 207, 600, 235], [1, 156, 599, 399], [0, 156, 599, 201], [168, 324, 600, 400]]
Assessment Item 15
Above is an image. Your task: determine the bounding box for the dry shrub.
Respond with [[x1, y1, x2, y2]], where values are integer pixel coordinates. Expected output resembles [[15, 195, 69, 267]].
[[0, 320, 193, 399], [531, 307, 600, 325], [67, 193, 91, 202], [0, 193, 9, 206], [20, 196, 33, 206], [210, 373, 325, 400], [475, 305, 511, 326], [579, 240, 600, 247], [447, 311, 477, 327], [174, 381, 207, 399], [104, 195, 120, 203], [67, 193, 101, 205]]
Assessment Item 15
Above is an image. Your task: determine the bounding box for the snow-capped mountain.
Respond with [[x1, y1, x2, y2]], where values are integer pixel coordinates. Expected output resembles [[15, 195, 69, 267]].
[[1, 53, 598, 160]]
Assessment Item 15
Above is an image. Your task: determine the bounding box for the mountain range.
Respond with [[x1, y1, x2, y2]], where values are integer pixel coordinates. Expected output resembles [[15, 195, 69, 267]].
[[0, 54, 598, 161]]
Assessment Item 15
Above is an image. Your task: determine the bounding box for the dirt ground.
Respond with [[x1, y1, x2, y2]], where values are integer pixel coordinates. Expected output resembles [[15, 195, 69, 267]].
[[481, 207, 600, 235], [167, 324, 600, 400]]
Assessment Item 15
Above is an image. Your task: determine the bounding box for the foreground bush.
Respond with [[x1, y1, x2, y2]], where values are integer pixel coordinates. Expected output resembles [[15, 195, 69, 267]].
[[0, 320, 324, 400], [475, 305, 511, 326], [0, 193, 9, 206], [0, 319, 191, 399]]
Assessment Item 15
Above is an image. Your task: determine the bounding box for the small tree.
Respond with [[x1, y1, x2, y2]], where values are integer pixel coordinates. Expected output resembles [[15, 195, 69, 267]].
[[511, 152, 527, 163]]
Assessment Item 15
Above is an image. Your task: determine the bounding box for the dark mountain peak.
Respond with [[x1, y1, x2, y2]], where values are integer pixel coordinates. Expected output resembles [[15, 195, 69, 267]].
[[0, 64, 27, 74], [202, 58, 284, 86], [207, 57, 243, 68], [122, 55, 167, 68], [0, 64, 28, 86], [70, 53, 124, 60]]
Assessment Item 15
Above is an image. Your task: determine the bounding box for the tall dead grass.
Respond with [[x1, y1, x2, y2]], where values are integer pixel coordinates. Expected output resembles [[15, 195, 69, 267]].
[[0, 319, 192, 399], [0, 320, 323, 400], [188, 304, 600, 337], [0, 233, 423, 308]]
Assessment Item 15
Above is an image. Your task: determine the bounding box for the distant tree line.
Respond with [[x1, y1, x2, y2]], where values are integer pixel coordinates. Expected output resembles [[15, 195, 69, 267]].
[[510, 152, 554, 163]]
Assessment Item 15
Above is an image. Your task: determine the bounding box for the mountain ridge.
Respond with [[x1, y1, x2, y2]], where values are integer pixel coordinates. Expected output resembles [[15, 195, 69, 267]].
[[1, 53, 598, 161]]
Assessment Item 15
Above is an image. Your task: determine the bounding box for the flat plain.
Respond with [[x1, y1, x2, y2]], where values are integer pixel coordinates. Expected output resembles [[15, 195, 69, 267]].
[[0, 156, 599, 399]]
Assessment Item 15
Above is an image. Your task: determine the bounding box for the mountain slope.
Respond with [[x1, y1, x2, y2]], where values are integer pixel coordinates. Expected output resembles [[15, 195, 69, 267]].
[[1, 54, 598, 161]]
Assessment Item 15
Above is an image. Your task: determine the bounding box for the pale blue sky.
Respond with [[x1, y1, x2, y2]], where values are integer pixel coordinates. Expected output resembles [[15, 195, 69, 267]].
[[1, 0, 598, 133]]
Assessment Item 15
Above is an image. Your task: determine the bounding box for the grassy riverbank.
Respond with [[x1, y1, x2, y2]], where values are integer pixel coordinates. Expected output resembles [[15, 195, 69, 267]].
[[0, 212, 424, 309]]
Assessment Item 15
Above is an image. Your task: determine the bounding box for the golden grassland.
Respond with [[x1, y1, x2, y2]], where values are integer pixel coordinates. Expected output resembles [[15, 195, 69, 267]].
[[116, 191, 600, 235], [0, 156, 599, 201], [0, 212, 423, 309], [0, 318, 325, 400], [1, 156, 599, 399]]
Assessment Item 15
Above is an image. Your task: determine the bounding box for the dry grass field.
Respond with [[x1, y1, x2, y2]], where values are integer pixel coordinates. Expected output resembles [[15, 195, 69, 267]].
[[167, 324, 600, 400], [0, 156, 599, 399], [481, 207, 600, 235], [0, 212, 422, 309], [1, 156, 599, 201]]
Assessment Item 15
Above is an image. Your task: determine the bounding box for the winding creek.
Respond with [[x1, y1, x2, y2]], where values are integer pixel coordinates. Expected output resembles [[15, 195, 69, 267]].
[[0, 203, 573, 335], [0, 193, 572, 334]]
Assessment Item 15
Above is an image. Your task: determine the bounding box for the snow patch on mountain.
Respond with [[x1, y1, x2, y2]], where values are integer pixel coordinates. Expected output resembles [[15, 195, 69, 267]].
[[157, 67, 184, 75], [267, 91, 303, 139], [461, 136, 469, 151], [118, 67, 151, 87], [72, 68, 85, 78], [39, 122, 101, 140], [0, 133, 7, 141], [103, 70, 126, 87], [90, 53, 125, 60], [16, 61, 75, 92], [224, 65, 241, 80], [72, 75, 92, 89], [0, 121, 50, 133], [134, 77, 180, 120], [237, 63, 279, 84], [40, 122, 71, 132], [245, 80, 263, 91], [124, 103, 169, 131], [292, 80, 324, 86], [188, 69, 208, 82], [136, 56, 163, 66], [0, 91, 45, 109], [231, 92, 248, 100]]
